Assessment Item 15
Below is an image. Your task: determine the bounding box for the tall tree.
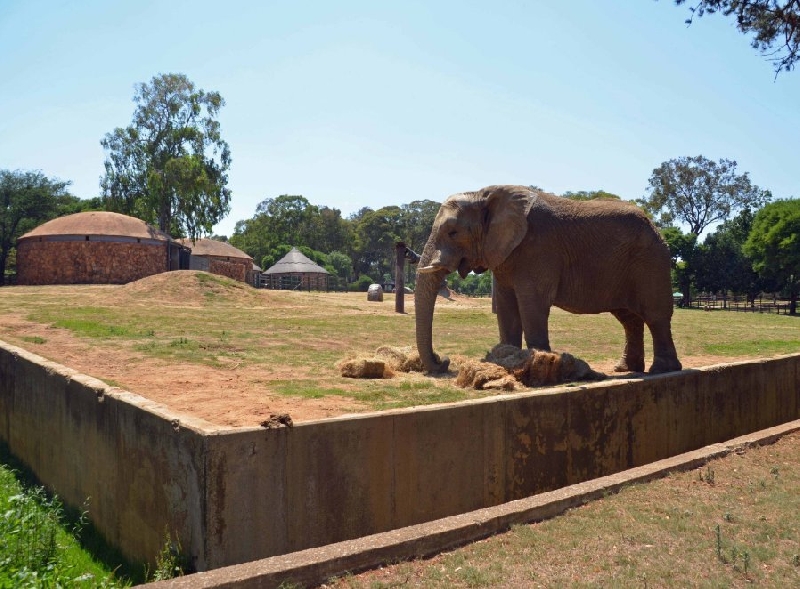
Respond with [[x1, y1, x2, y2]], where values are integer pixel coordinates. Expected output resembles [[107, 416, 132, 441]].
[[676, 1, 800, 74], [0, 170, 73, 285], [101, 73, 231, 239], [352, 206, 404, 280], [638, 155, 769, 235], [744, 198, 800, 314], [400, 199, 441, 255]]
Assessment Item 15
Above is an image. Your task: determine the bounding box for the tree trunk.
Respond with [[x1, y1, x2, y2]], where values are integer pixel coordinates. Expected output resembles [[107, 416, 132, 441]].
[[0, 249, 7, 286]]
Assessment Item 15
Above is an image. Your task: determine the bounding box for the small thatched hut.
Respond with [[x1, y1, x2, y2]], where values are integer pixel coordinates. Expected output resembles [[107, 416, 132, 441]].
[[16, 211, 189, 285], [262, 247, 330, 290], [179, 238, 255, 284]]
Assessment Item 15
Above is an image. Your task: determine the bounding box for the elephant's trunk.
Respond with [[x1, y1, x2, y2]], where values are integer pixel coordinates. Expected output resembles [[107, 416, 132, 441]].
[[414, 265, 450, 374]]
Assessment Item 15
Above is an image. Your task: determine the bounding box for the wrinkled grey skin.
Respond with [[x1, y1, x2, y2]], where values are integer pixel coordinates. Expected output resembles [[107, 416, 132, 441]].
[[415, 185, 682, 375]]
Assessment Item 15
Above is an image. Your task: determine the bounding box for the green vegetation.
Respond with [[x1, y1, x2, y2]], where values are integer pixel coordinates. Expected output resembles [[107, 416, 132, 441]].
[[0, 441, 190, 586], [0, 455, 127, 587], [101, 73, 231, 239]]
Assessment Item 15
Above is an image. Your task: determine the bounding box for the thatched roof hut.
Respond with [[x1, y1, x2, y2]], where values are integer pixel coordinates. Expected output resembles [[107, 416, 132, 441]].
[[262, 247, 330, 290], [16, 211, 189, 285], [178, 238, 255, 284]]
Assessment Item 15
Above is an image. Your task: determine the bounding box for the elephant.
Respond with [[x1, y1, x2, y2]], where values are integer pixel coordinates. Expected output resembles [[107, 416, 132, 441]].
[[414, 185, 682, 376]]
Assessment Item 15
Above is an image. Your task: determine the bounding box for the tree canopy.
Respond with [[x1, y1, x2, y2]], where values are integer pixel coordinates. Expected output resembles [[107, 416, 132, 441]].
[[693, 208, 773, 300], [676, 1, 800, 74], [744, 199, 800, 314], [228, 195, 440, 286], [101, 73, 232, 239], [638, 155, 769, 235], [561, 190, 621, 201], [0, 170, 75, 285]]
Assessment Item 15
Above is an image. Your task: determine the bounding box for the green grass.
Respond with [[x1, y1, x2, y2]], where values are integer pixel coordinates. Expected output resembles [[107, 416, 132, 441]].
[[0, 457, 129, 587], [0, 441, 188, 587]]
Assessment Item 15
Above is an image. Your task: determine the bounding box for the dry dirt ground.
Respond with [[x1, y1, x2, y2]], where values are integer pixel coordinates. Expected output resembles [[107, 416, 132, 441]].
[[0, 272, 759, 428]]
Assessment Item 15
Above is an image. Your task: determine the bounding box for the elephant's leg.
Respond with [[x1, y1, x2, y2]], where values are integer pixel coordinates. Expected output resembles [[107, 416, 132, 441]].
[[646, 319, 682, 374], [611, 309, 645, 372], [516, 293, 551, 351], [494, 284, 523, 347]]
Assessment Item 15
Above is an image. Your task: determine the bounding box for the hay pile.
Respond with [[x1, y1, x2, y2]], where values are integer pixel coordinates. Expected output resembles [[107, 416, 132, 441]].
[[338, 346, 428, 379], [339, 344, 603, 390], [456, 344, 604, 390]]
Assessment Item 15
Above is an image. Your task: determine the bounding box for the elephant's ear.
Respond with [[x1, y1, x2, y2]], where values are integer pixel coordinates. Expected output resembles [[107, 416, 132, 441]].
[[483, 186, 534, 268]]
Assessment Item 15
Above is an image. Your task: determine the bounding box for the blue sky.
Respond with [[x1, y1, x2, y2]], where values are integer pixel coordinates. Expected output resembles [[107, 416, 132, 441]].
[[1, 0, 798, 237]]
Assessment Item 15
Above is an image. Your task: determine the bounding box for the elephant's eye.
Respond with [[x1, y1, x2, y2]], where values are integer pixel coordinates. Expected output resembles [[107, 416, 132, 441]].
[[448, 230, 458, 239]]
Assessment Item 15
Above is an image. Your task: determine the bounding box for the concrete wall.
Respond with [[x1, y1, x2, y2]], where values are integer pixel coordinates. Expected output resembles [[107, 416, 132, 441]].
[[0, 339, 798, 571]]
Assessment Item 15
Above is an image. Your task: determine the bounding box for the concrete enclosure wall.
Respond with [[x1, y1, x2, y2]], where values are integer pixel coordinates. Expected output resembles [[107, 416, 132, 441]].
[[0, 339, 798, 571]]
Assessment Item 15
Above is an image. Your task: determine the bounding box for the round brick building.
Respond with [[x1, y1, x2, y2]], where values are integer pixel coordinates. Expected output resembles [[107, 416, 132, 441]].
[[16, 211, 189, 285]]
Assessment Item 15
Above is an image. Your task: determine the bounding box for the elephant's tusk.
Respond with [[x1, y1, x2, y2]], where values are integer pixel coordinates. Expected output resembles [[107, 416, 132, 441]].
[[417, 265, 445, 274]]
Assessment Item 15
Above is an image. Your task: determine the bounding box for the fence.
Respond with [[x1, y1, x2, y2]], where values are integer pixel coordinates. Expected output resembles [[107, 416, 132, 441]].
[[680, 294, 795, 315]]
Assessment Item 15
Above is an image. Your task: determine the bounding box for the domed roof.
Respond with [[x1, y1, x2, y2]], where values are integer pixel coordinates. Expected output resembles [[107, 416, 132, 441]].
[[178, 238, 252, 260], [19, 211, 172, 242]]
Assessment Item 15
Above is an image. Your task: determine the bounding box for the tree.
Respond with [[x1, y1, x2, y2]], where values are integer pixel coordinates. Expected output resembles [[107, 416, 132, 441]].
[[400, 199, 441, 253], [693, 209, 773, 303], [660, 226, 699, 303], [744, 198, 800, 314], [352, 206, 404, 279], [101, 73, 231, 239], [561, 190, 622, 201], [638, 155, 769, 235], [676, 1, 800, 74], [0, 170, 73, 284]]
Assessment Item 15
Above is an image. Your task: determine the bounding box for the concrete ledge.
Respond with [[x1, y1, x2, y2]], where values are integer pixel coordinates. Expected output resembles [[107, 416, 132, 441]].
[[144, 419, 800, 588]]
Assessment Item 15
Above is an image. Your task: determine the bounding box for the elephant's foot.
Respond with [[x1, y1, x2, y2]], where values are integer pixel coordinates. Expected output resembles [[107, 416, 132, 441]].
[[423, 355, 451, 375], [614, 356, 645, 373], [648, 356, 682, 374]]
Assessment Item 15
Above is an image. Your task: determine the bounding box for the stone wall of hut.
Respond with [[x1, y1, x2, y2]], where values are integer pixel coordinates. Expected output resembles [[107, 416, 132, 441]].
[[16, 240, 169, 285], [208, 258, 249, 283]]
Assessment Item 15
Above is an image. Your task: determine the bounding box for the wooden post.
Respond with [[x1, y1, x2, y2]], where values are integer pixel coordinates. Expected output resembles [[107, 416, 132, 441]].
[[395, 242, 406, 314]]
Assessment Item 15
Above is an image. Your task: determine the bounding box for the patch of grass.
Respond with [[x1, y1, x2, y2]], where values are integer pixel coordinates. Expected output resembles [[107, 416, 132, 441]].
[[0, 450, 133, 587], [704, 339, 800, 356], [21, 335, 46, 344], [271, 380, 349, 399]]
